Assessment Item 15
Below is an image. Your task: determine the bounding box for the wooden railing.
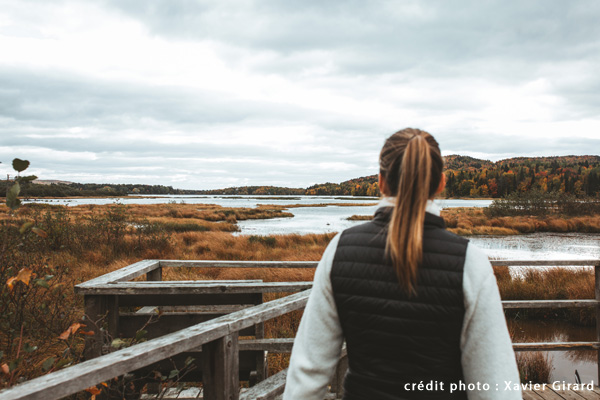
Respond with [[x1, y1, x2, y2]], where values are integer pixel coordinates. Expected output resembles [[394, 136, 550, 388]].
[[0, 259, 598, 400]]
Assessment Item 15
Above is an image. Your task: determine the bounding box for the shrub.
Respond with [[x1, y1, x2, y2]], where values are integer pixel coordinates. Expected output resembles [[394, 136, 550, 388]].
[[248, 235, 277, 248], [486, 191, 600, 217]]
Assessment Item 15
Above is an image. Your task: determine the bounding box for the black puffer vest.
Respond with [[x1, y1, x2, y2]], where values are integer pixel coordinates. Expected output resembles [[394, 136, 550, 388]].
[[330, 207, 469, 400]]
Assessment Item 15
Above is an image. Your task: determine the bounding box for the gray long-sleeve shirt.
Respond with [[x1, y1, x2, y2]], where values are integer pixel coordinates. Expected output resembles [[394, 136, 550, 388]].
[[283, 199, 522, 400]]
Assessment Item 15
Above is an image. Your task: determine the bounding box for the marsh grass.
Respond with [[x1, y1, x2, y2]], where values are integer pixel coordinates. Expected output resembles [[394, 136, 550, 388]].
[[344, 208, 600, 235], [1, 202, 596, 388], [443, 208, 600, 235], [516, 352, 553, 384], [495, 266, 595, 326]]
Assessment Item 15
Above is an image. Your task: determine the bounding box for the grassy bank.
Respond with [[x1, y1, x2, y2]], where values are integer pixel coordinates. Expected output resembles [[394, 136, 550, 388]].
[[348, 207, 600, 235], [1, 202, 597, 388]]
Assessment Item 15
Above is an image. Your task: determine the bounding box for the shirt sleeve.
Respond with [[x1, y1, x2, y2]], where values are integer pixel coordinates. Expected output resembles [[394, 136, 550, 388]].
[[461, 243, 522, 399], [283, 233, 344, 400]]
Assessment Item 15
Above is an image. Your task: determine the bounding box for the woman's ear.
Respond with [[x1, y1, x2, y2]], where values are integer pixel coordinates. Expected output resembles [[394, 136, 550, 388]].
[[435, 173, 446, 196], [378, 173, 389, 196]]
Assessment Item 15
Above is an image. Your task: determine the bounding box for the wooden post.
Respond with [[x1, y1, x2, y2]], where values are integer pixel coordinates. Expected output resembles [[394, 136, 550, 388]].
[[146, 266, 162, 282], [83, 295, 119, 360], [202, 333, 240, 400], [253, 293, 267, 384], [596, 264, 600, 386], [142, 266, 161, 395]]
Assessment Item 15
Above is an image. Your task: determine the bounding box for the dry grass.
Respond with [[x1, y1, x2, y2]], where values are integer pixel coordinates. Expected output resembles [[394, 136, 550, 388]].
[[442, 207, 600, 235], [2, 202, 596, 386], [347, 215, 372, 221], [516, 352, 553, 384], [343, 207, 600, 235], [495, 267, 595, 326]]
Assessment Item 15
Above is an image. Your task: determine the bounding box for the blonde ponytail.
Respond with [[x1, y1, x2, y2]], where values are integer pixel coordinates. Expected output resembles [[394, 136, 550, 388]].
[[379, 129, 443, 295]]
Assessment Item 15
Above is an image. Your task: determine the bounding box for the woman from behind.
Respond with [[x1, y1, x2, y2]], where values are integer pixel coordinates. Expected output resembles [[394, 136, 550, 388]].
[[283, 128, 521, 399]]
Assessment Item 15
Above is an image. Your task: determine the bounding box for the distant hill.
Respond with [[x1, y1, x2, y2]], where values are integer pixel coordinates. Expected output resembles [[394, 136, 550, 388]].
[[33, 179, 74, 185], [3, 155, 599, 198], [444, 155, 494, 171]]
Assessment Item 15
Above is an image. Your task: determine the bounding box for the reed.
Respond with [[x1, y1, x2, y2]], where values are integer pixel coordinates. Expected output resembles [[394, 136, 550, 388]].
[[515, 352, 553, 384], [495, 267, 595, 326]]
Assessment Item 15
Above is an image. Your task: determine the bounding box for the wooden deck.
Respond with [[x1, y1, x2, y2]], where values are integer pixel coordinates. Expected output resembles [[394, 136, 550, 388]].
[[523, 386, 600, 399], [2, 259, 600, 400], [146, 385, 600, 399]]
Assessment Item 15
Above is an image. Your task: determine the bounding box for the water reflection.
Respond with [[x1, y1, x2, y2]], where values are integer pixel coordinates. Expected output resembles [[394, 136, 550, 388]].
[[508, 320, 597, 383], [471, 233, 600, 261]]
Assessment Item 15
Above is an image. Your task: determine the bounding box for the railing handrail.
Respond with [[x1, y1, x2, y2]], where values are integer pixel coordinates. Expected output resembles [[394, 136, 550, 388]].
[[0, 290, 310, 400], [75, 281, 314, 295], [5, 258, 600, 400], [75, 259, 160, 288], [74, 258, 600, 291]]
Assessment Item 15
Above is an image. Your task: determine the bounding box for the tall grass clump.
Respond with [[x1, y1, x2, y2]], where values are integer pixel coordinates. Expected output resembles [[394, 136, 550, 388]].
[[516, 352, 552, 384], [496, 267, 595, 326]]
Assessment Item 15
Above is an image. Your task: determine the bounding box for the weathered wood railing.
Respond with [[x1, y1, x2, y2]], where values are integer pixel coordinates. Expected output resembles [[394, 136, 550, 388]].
[[0, 259, 599, 400], [495, 259, 600, 385]]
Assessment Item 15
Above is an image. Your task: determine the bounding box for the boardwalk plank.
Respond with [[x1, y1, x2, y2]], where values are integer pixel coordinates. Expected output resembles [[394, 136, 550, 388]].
[[571, 389, 600, 399], [523, 390, 544, 399], [532, 387, 566, 399], [549, 389, 586, 399]]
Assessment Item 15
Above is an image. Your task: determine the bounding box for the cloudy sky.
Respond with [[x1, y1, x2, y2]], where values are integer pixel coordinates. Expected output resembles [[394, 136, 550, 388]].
[[1, 1, 599, 190]]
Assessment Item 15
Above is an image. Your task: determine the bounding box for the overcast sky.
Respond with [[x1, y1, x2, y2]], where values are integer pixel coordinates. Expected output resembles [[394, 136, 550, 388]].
[[1, 1, 599, 190]]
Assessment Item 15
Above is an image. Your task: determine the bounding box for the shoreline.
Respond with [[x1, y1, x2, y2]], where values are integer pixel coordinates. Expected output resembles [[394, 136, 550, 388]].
[[2, 195, 495, 201]]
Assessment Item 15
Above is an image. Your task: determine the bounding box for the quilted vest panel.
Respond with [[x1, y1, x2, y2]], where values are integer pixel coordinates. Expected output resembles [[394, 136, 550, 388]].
[[331, 207, 469, 400]]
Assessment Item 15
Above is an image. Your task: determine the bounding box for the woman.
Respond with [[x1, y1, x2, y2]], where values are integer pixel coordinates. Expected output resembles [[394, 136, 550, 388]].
[[283, 129, 521, 399]]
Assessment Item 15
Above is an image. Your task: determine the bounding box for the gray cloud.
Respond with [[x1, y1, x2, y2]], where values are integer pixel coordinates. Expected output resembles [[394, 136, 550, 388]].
[[104, 1, 600, 74], [1, 1, 599, 189]]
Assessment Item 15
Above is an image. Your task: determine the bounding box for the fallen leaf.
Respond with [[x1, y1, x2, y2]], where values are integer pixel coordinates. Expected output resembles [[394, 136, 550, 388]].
[[6, 277, 16, 290], [1, 363, 9, 375], [31, 227, 48, 238], [85, 386, 102, 395], [6, 269, 32, 290]]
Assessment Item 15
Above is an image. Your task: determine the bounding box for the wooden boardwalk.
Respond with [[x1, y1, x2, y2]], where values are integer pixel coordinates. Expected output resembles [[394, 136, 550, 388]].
[[523, 386, 600, 399], [2, 259, 600, 400], [146, 386, 600, 399], [140, 385, 600, 399], [150, 386, 600, 400]]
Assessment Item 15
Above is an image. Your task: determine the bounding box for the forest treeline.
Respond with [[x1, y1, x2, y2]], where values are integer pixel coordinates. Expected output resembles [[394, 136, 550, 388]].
[[2, 155, 599, 198], [0, 182, 191, 198], [443, 155, 600, 198], [210, 155, 600, 198]]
